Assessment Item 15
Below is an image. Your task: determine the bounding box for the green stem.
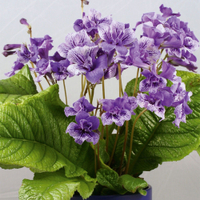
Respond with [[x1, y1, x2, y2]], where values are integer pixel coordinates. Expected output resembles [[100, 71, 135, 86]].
[[106, 125, 109, 152], [102, 75, 105, 99], [119, 120, 129, 175], [100, 124, 104, 140], [133, 68, 139, 97], [108, 126, 120, 166], [125, 108, 147, 174], [63, 79, 68, 105], [118, 63, 123, 97], [94, 144, 97, 174], [30, 61, 43, 91]]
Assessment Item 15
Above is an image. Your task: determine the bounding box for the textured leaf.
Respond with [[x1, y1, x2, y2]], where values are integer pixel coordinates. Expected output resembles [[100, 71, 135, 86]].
[[118, 174, 148, 195], [19, 169, 96, 200], [0, 65, 37, 96], [0, 83, 96, 178], [96, 168, 126, 194], [125, 70, 200, 175], [108, 134, 125, 168], [197, 146, 200, 156]]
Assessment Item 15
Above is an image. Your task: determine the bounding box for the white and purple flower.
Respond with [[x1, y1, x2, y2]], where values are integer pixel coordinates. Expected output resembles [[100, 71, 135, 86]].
[[66, 111, 100, 145]]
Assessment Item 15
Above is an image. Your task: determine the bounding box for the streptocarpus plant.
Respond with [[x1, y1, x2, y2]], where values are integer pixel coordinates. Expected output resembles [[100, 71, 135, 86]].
[[1, 4, 200, 199]]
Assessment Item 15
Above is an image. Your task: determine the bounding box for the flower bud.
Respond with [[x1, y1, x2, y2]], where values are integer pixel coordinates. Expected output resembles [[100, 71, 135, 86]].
[[20, 18, 30, 26], [3, 44, 21, 51], [2, 50, 16, 57]]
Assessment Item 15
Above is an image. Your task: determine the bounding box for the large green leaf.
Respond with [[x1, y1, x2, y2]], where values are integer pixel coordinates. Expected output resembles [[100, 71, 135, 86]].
[[0, 65, 37, 96], [0, 70, 96, 178], [197, 146, 200, 156], [124, 70, 200, 175], [19, 169, 96, 200], [96, 168, 126, 194], [118, 174, 148, 195]]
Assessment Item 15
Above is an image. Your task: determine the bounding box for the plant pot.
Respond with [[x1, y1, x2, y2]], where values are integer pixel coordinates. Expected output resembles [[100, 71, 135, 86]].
[[71, 185, 152, 200]]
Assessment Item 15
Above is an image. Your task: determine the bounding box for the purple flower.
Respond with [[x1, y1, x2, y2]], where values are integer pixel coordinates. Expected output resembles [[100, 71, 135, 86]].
[[74, 9, 112, 38], [160, 61, 181, 82], [170, 82, 192, 127], [139, 65, 167, 94], [67, 46, 107, 84], [137, 93, 166, 120], [34, 58, 52, 82], [17, 44, 32, 64], [20, 18, 30, 26], [29, 35, 53, 62], [51, 59, 71, 81], [3, 44, 21, 51], [100, 93, 137, 126], [2, 44, 21, 58], [159, 4, 180, 18], [5, 61, 24, 77], [57, 30, 94, 58], [98, 21, 135, 55], [66, 111, 100, 145], [64, 96, 96, 117]]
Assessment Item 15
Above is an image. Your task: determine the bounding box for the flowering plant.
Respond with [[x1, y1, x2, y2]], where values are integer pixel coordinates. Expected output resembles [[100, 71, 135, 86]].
[[1, 3, 200, 199]]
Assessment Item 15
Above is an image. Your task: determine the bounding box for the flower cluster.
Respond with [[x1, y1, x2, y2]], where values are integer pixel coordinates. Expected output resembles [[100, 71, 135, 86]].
[[3, 5, 199, 145]]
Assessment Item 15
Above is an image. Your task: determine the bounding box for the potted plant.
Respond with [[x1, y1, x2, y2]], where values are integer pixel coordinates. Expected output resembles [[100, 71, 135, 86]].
[[1, 2, 200, 199]]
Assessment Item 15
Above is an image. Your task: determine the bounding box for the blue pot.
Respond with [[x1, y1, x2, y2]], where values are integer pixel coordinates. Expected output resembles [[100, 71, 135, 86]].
[[71, 185, 152, 200]]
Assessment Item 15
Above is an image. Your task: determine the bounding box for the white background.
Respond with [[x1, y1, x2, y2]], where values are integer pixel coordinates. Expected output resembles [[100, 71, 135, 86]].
[[0, 0, 200, 199]]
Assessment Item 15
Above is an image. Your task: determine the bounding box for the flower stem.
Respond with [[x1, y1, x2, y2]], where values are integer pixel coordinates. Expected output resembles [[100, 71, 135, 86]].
[[100, 124, 104, 140], [63, 79, 68, 105], [102, 75, 105, 99], [108, 126, 120, 166], [133, 68, 139, 97], [119, 120, 129, 175], [125, 108, 147, 174], [44, 76, 51, 86], [118, 63, 123, 97], [87, 81, 91, 100], [106, 125, 109, 152], [81, 0, 84, 14], [97, 142, 100, 169], [94, 144, 97, 174], [30, 61, 43, 91]]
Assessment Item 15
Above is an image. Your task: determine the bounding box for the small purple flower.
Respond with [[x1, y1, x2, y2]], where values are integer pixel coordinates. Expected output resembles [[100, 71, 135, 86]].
[[5, 61, 24, 77], [137, 93, 166, 120], [57, 30, 94, 58], [51, 59, 71, 81], [98, 21, 135, 55], [66, 111, 100, 145], [74, 9, 112, 38], [169, 81, 193, 127], [20, 18, 30, 26], [2, 44, 21, 58], [67, 46, 107, 84], [64, 96, 96, 117], [100, 93, 137, 126], [17, 44, 32, 64], [159, 4, 180, 18], [139, 65, 167, 94], [29, 35, 53, 62], [3, 44, 21, 51], [34, 58, 52, 82]]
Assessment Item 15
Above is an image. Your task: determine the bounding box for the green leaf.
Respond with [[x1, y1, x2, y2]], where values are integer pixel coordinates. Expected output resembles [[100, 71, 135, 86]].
[[0, 65, 37, 96], [19, 169, 96, 200], [96, 168, 126, 194], [108, 134, 125, 168], [0, 82, 96, 178], [197, 146, 200, 156], [118, 174, 148, 195], [124, 70, 200, 175], [98, 139, 110, 164]]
